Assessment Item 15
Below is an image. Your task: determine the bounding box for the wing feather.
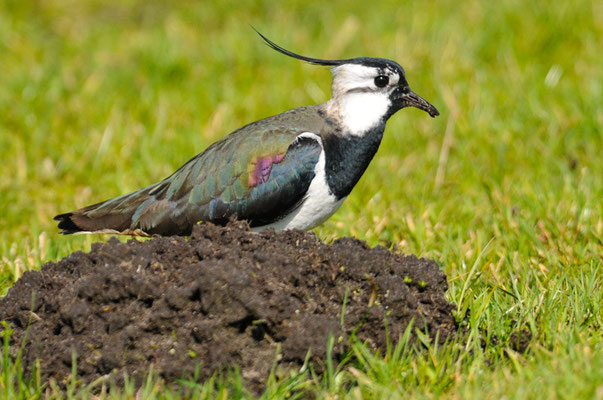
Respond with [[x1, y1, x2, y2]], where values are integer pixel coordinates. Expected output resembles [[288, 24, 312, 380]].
[[55, 106, 330, 235]]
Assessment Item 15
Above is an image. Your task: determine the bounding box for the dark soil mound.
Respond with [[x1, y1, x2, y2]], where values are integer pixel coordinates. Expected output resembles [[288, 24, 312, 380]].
[[0, 222, 456, 390]]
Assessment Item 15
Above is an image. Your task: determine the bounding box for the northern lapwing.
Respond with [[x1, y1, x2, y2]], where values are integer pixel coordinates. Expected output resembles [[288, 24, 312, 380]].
[[55, 32, 439, 236]]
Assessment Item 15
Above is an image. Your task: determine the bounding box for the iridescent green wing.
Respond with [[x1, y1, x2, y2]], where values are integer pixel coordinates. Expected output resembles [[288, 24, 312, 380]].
[[129, 126, 322, 234]]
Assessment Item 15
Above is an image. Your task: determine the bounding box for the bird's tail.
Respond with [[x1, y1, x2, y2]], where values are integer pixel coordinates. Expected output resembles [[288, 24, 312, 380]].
[[54, 184, 160, 236]]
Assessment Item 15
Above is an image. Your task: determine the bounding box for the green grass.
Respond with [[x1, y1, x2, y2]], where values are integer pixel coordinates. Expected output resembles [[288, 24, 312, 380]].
[[1, 0, 601, 398]]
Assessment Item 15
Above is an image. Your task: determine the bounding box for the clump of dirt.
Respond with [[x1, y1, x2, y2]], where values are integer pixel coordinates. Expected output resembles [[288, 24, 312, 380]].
[[0, 222, 456, 390]]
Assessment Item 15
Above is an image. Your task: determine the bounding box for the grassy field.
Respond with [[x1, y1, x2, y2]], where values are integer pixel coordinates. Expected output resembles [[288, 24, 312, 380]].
[[1, 0, 601, 398]]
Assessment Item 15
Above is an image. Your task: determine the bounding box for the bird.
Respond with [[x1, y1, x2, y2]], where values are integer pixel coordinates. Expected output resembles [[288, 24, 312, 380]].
[[54, 31, 439, 236]]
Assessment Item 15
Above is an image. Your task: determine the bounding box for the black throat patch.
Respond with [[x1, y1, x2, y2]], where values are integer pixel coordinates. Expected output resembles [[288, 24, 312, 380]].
[[321, 123, 386, 199]]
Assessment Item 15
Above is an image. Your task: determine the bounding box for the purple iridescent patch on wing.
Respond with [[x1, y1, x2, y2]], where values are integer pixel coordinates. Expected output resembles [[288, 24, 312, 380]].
[[248, 154, 286, 187]]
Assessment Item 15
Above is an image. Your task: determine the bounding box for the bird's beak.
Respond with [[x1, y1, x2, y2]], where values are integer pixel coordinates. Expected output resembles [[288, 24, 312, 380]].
[[402, 90, 439, 117], [397, 89, 440, 118]]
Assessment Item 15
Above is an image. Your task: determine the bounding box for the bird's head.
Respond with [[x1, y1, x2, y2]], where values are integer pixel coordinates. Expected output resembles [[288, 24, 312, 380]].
[[329, 59, 439, 118], [256, 31, 439, 136]]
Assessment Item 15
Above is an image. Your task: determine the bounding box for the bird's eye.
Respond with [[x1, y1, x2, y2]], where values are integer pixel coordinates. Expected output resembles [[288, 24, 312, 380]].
[[374, 75, 389, 88]]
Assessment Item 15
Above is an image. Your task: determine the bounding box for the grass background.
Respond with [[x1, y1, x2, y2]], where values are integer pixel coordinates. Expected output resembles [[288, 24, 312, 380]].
[[1, 0, 601, 398]]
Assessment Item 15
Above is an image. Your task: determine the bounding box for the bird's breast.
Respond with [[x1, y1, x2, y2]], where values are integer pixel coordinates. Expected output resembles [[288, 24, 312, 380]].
[[321, 125, 386, 199]]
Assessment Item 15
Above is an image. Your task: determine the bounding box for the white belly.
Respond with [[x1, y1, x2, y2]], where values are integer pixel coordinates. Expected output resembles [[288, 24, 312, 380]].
[[256, 194, 345, 232]]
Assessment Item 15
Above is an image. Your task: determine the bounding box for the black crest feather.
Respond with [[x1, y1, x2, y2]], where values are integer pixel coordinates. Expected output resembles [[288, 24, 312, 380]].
[[252, 28, 408, 76], [254, 28, 352, 66]]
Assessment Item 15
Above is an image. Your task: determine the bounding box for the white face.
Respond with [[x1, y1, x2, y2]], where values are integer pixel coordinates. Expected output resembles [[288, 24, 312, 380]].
[[328, 64, 401, 137], [331, 64, 400, 96]]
